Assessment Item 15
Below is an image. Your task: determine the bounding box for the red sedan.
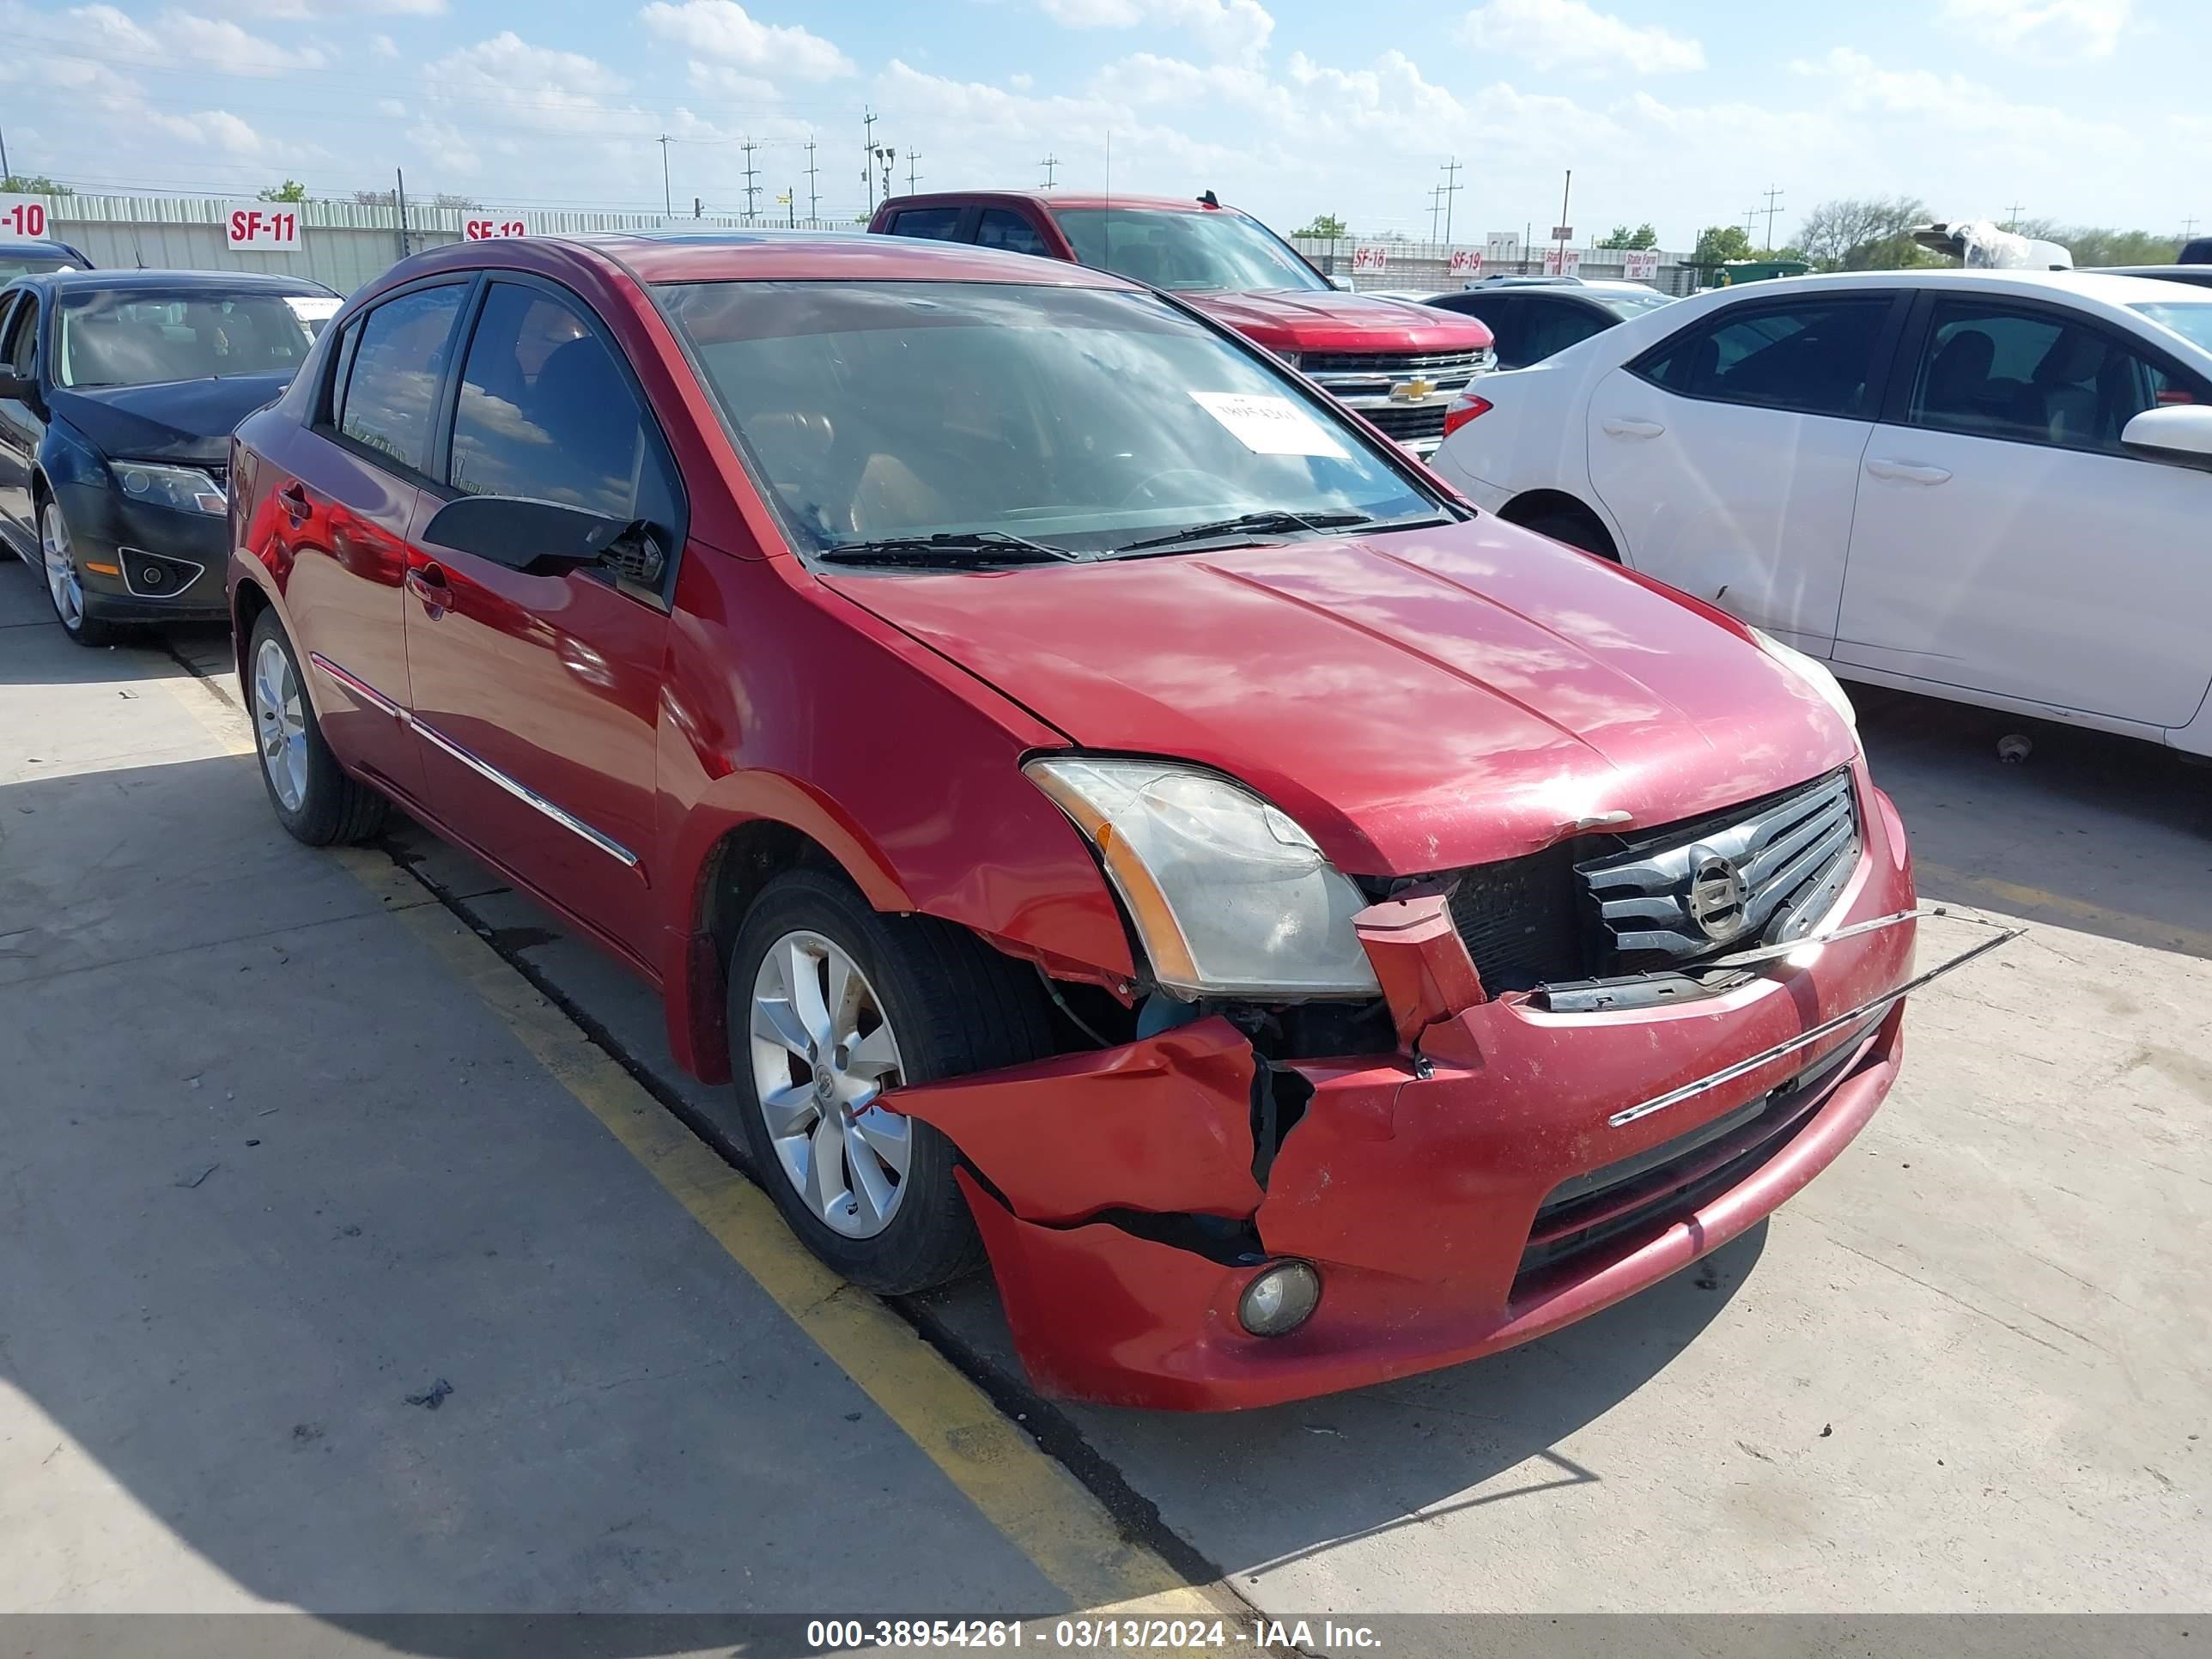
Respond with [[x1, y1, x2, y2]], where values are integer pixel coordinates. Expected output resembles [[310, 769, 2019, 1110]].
[[228, 231, 1918, 1410]]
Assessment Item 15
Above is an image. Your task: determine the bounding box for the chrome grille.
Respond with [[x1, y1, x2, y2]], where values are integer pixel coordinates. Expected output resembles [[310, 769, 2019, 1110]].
[[1358, 403, 1449, 443], [1302, 348, 1492, 378], [1300, 346, 1495, 455], [1578, 769, 1859, 967]]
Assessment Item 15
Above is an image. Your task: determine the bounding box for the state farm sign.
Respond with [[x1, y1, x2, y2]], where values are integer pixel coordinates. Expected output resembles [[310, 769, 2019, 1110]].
[[0, 194, 52, 243], [228, 207, 301, 251]]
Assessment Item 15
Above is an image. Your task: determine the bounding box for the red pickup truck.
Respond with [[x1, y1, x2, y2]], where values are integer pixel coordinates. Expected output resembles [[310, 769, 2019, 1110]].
[[866, 190, 1494, 458]]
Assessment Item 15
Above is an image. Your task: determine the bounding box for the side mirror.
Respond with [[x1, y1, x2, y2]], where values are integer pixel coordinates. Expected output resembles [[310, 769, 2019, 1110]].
[[0, 368, 42, 410], [2120, 404, 2212, 470], [422, 495, 666, 585], [1328, 275, 1356, 292]]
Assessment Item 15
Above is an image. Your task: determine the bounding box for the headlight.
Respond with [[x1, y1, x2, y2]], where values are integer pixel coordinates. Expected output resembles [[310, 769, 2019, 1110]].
[[1024, 757, 1380, 1000], [1749, 627, 1856, 732], [112, 461, 226, 516]]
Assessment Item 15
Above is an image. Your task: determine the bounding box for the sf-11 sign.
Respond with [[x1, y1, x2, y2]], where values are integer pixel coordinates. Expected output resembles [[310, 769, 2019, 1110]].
[[228, 207, 301, 251], [464, 217, 530, 240]]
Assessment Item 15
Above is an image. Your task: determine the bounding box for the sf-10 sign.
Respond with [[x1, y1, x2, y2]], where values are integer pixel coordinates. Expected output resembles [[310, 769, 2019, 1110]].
[[0, 194, 52, 243], [464, 217, 530, 240], [228, 207, 301, 251]]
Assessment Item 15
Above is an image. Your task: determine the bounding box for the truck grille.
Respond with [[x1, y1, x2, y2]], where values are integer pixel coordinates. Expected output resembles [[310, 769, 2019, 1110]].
[[1436, 769, 1862, 994], [1300, 347, 1494, 454]]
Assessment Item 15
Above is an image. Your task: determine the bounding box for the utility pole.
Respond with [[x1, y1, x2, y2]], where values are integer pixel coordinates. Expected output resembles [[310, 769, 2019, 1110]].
[[0, 126, 11, 185], [1038, 154, 1059, 190], [1760, 185, 1784, 251], [2004, 200, 2026, 232], [1741, 207, 1759, 241], [906, 149, 921, 192], [862, 106, 878, 214], [741, 140, 761, 222], [1428, 184, 1444, 243], [658, 134, 672, 216], [1554, 168, 1572, 272], [805, 138, 820, 223], [2184, 216, 2199, 239], [1438, 157, 1463, 246], [394, 167, 410, 259]]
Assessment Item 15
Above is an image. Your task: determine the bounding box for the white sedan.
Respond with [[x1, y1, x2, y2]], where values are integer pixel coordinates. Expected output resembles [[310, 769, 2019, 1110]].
[[1430, 270, 2212, 755]]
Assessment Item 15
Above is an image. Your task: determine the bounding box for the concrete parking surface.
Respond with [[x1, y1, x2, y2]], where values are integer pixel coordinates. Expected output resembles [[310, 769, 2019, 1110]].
[[3, 550, 2208, 1640]]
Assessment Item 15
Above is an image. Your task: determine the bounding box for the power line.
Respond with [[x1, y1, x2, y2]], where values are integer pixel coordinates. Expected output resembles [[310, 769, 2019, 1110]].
[[1038, 154, 1059, 190], [1760, 185, 1784, 250], [1438, 157, 1463, 246]]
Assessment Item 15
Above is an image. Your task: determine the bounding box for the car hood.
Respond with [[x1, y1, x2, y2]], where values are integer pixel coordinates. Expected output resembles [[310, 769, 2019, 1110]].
[[823, 520, 1857, 876], [49, 374, 295, 465], [1180, 289, 1493, 356]]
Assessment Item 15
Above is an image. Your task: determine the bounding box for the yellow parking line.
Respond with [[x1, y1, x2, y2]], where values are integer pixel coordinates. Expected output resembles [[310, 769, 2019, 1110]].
[[1915, 861, 2212, 959], [149, 664, 1210, 1613]]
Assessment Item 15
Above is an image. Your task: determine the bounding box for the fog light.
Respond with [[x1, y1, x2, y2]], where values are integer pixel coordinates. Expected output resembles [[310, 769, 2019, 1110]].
[[1237, 1261, 1321, 1337]]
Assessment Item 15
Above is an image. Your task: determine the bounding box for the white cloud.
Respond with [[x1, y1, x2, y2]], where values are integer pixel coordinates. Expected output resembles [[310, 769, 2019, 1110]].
[[1938, 0, 2130, 58], [1459, 0, 1704, 76], [1790, 46, 2130, 155], [372, 32, 398, 57], [1036, 0, 1273, 64], [158, 10, 329, 72], [198, 0, 442, 15], [638, 0, 854, 80], [147, 107, 268, 155]]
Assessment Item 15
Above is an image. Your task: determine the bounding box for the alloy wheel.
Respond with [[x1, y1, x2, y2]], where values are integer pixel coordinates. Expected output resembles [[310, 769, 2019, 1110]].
[[40, 504, 83, 631], [252, 636, 310, 814], [748, 931, 910, 1238]]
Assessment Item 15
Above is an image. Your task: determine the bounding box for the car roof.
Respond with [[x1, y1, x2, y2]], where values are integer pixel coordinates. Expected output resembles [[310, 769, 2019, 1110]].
[[1692, 268, 2204, 307], [877, 190, 1219, 216], [15, 267, 334, 295], [397, 229, 1144, 291]]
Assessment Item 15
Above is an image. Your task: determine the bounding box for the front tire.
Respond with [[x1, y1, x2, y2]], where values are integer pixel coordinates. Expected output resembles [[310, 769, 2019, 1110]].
[[246, 609, 387, 846], [40, 501, 121, 647], [727, 868, 1054, 1294]]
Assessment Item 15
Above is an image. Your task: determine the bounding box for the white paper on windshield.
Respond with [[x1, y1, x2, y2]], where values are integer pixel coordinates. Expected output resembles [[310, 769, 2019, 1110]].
[[285, 296, 342, 324], [1188, 391, 1347, 458]]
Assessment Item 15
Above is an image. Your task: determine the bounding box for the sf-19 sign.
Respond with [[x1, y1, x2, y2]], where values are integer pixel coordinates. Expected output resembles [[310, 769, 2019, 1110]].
[[228, 207, 302, 251], [464, 217, 530, 240], [0, 194, 52, 243]]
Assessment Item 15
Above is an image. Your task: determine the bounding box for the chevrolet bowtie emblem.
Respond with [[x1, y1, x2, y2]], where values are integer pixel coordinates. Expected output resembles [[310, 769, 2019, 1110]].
[[1389, 377, 1437, 402]]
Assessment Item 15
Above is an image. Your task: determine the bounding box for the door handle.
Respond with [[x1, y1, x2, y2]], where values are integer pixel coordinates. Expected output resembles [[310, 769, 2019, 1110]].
[[1865, 459, 1952, 485], [1602, 417, 1666, 439], [404, 562, 453, 616], [276, 482, 311, 523]]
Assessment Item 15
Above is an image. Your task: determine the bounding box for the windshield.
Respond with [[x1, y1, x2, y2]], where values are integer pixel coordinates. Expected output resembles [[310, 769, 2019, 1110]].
[[2131, 301, 2212, 357], [0, 250, 80, 280], [657, 281, 1437, 562], [1596, 291, 1674, 319], [57, 288, 316, 387], [1054, 208, 1328, 293]]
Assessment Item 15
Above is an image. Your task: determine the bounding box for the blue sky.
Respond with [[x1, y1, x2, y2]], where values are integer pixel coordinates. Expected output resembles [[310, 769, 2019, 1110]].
[[0, 0, 2202, 248]]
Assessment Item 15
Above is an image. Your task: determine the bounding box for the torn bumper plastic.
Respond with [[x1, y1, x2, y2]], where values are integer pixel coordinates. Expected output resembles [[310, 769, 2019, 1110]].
[[896, 770, 1923, 1411]]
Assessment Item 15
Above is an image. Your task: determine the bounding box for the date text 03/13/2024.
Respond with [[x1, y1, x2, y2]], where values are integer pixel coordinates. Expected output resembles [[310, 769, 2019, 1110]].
[[805, 1620, 1384, 1651]]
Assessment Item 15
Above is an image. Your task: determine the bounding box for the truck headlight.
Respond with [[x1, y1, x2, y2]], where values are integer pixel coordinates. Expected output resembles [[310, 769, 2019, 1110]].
[[113, 461, 227, 516], [1024, 757, 1380, 1000], [1750, 627, 1856, 732]]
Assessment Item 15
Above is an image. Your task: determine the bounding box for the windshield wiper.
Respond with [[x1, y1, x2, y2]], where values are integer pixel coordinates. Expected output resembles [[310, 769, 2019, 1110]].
[[1114, 509, 1379, 554], [814, 530, 1085, 567]]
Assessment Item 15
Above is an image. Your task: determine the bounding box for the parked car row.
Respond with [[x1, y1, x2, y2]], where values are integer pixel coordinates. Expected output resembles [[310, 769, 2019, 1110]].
[[1428, 268, 2212, 756]]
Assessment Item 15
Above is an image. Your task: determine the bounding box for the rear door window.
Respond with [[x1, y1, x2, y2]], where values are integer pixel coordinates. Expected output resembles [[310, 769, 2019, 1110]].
[[975, 210, 1049, 258], [1905, 299, 2181, 453], [337, 283, 466, 475], [4, 294, 40, 376], [1634, 296, 1893, 419], [1519, 297, 1612, 362], [886, 207, 963, 242], [445, 280, 668, 526]]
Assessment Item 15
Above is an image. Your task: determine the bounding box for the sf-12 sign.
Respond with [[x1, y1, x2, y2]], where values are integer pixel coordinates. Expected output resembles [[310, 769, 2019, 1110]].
[[1621, 248, 1661, 281], [0, 194, 52, 243], [228, 207, 301, 251], [464, 216, 530, 240], [1351, 245, 1389, 273], [1447, 249, 1484, 276]]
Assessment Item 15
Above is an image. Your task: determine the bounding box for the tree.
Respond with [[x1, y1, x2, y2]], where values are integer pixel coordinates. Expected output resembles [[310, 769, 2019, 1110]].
[[1597, 223, 1657, 250], [258, 179, 311, 203], [1796, 195, 1934, 270], [2059, 226, 2181, 265], [1295, 213, 1347, 239], [1, 173, 72, 196], [1692, 224, 1753, 267]]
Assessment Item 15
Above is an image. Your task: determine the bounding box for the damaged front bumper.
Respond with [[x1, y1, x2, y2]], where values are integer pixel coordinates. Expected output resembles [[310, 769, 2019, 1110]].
[[894, 770, 1927, 1411]]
